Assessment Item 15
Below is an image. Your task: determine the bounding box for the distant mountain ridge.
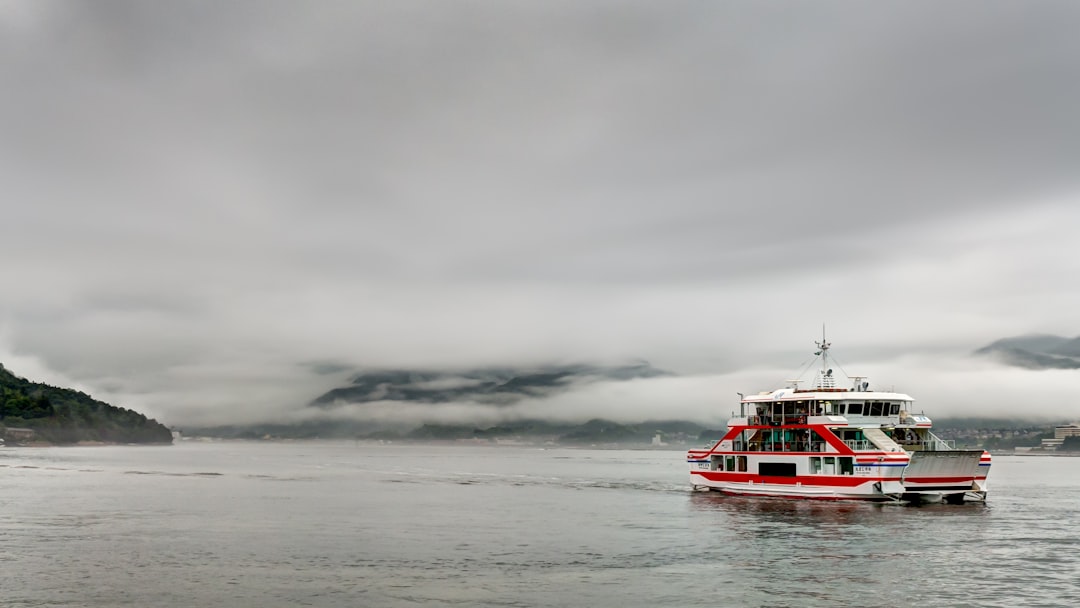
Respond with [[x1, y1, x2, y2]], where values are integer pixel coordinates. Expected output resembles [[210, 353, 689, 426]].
[[186, 417, 714, 444], [975, 334, 1080, 369], [310, 362, 670, 408]]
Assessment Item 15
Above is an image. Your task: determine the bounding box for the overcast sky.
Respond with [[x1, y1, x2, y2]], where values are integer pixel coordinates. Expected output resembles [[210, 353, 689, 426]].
[[2, 1, 1079, 427]]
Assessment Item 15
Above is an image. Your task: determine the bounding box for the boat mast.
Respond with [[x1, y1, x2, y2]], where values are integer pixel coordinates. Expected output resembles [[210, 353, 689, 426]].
[[814, 325, 833, 389]]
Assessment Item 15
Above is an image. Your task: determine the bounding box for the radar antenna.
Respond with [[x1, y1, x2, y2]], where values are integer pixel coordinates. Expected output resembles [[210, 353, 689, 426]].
[[814, 327, 832, 369]]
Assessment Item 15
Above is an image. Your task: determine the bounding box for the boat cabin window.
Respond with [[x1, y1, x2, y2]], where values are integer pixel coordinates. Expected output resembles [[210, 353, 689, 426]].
[[726, 456, 735, 471], [736, 456, 747, 472], [771, 400, 810, 421], [836, 403, 845, 415], [815, 457, 855, 475], [759, 462, 796, 477], [838, 429, 866, 442], [711, 455, 723, 471], [863, 401, 902, 416], [847, 402, 863, 415]]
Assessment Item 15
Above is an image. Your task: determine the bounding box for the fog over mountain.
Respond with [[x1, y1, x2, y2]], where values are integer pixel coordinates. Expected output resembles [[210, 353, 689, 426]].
[[2, 2, 1080, 427], [975, 334, 1080, 370], [311, 363, 669, 408]]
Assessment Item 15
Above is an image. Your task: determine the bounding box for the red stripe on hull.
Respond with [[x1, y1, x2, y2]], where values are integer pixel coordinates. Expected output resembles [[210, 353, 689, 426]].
[[691, 471, 895, 487]]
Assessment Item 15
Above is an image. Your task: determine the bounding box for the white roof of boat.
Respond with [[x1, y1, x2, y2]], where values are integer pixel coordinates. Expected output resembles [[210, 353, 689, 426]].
[[743, 389, 914, 402]]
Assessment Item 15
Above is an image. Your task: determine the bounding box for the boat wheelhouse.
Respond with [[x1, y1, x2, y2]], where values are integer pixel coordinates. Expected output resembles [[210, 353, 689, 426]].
[[688, 338, 990, 503]]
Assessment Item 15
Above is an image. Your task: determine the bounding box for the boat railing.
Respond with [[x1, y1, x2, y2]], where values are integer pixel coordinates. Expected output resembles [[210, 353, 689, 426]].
[[843, 440, 875, 451], [747, 415, 812, 426], [905, 438, 957, 451], [928, 435, 955, 450], [733, 441, 828, 453]]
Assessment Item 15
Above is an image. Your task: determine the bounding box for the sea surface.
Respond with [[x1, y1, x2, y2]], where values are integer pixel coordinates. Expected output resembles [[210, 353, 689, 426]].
[[1, 442, 1078, 608]]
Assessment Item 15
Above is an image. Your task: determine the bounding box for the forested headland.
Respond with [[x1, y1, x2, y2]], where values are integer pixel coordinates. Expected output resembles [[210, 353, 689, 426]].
[[0, 363, 172, 445]]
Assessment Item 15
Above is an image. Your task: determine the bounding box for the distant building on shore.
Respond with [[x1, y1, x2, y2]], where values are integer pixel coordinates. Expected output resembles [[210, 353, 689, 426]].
[[3, 427, 37, 443], [1040, 423, 1080, 450]]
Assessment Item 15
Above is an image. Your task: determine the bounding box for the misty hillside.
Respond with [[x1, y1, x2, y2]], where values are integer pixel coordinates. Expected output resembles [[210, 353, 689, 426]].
[[310, 362, 670, 408], [0, 363, 173, 445], [974, 334, 1080, 369]]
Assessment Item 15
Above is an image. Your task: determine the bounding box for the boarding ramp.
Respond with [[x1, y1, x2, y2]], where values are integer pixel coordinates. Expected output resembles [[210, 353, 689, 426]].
[[901, 450, 983, 492], [861, 428, 905, 452]]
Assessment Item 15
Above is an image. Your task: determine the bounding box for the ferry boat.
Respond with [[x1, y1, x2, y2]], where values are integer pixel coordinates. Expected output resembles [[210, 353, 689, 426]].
[[687, 338, 991, 503]]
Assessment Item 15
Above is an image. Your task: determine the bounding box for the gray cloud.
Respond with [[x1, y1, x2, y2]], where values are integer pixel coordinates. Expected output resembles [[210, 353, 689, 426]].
[[2, 1, 1079, 425]]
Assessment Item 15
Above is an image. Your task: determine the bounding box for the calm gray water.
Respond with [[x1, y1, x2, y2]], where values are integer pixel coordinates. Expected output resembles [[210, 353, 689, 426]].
[[1, 442, 1078, 607]]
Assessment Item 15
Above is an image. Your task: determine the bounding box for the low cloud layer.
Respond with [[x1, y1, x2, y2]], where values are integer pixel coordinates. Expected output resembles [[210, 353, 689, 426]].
[[2, 2, 1079, 426]]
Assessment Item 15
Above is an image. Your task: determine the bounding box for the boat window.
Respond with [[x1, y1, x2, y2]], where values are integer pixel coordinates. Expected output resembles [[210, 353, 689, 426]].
[[755, 404, 768, 420], [835, 402, 845, 415], [734, 430, 748, 451], [869, 402, 883, 416], [810, 457, 822, 474], [759, 462, 797, 477], [711, 455, 723, 471], [847, 402, 863, 415], [726, 456, 735, 471], [823, 456, 836, 475], [839, 457, 854, 475], [736, 456, 747, 472], [840, 429, 865, 442], [890, 403, 901, 415]]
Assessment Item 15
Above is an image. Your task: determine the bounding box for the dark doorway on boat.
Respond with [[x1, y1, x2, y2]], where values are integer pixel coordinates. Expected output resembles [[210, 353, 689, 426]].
[[758, 462, 797, 477]]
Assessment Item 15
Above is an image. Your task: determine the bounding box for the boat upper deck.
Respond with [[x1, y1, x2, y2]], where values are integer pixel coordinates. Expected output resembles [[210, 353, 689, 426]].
[[736, 387, 933, 428]]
